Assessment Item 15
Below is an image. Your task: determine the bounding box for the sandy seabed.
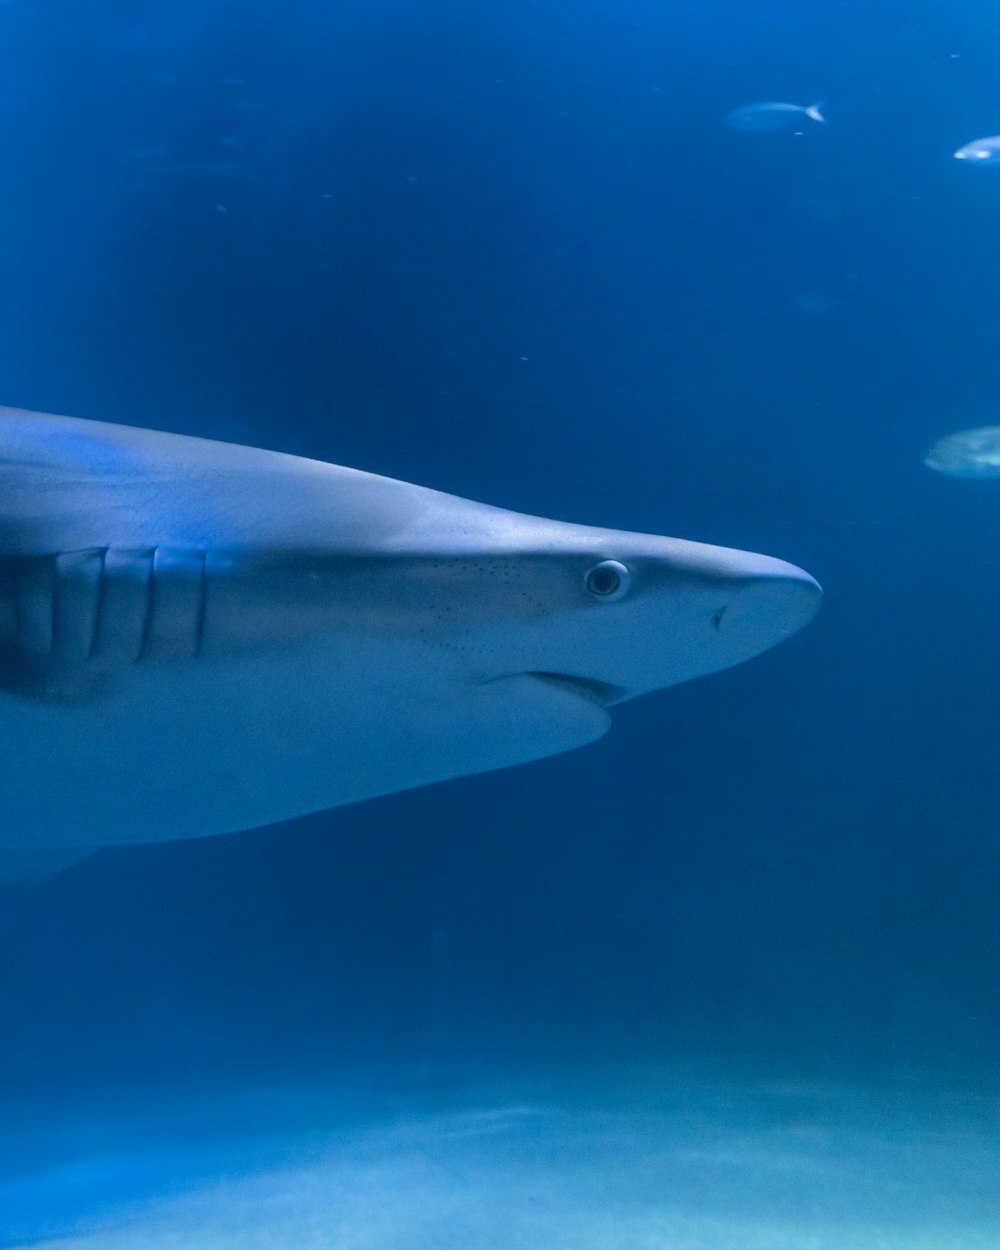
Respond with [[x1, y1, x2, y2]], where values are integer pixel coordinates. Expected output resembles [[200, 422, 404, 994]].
[[3, 1067, 998, 1250]]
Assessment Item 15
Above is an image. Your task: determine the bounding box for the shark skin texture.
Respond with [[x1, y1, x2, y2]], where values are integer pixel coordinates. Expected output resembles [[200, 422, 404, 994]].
[[0, 406, 821, 865]]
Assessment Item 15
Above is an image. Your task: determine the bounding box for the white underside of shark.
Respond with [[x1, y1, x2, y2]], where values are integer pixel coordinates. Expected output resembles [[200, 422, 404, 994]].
[[0, 406, 820, 863]]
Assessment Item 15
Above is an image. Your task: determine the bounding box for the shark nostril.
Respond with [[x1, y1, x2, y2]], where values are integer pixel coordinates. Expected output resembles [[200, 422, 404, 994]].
[[712, 607, 727, 629]]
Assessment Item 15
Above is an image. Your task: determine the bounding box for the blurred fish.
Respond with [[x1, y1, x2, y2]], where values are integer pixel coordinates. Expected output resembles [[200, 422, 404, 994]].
[[924, 426, 1000, 478], [726, 100, 826, 131], [953, 136, 1000, 164]]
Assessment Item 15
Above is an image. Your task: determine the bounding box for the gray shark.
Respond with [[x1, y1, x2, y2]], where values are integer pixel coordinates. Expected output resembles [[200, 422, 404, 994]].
[[0, 406, 820, 867]]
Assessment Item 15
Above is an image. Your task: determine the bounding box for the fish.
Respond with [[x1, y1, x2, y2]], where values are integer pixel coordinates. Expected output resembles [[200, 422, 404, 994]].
[[953, 135, 1000, 164], [0, 406, 820, 875], [725, 100, 826, 131], [924, 425, 1000, 478]]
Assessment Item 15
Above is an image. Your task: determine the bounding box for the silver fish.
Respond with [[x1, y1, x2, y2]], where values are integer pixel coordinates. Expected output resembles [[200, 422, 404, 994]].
[[954, 135, 1000, 164], [925, 425, 1000, 478], [726, 100, 826, 131]]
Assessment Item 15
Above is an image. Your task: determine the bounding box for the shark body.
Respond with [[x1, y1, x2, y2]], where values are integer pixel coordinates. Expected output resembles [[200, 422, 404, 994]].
[[0, 406, 820, 857]]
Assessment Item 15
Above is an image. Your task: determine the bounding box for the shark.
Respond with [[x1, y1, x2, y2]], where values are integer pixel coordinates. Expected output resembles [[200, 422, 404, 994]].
[[0, 405, 820, 875]]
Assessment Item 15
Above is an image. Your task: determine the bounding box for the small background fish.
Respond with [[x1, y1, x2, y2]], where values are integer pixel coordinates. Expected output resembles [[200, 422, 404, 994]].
[[924, 425, 1000, 478], [725, 100, 826, 131], [954, 135, 1000, 164]]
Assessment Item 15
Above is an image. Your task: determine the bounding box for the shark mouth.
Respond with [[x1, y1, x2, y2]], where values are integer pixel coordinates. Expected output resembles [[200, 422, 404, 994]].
[[526, 672, 627, 707]]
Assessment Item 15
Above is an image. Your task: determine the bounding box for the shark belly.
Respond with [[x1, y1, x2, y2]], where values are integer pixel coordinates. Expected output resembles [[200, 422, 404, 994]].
[[0, 635, 610, 849]]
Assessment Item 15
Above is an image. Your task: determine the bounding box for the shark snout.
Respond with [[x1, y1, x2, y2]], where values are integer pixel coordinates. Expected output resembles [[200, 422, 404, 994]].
[[724, 555, 821, 625], [702, 557, 822, 672], [590, 547, 822, 701], [509, 553, 821, 711]]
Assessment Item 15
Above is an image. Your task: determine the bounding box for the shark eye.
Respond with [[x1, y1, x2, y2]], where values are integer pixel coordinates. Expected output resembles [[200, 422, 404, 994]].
[[585, 560, 631, 601]]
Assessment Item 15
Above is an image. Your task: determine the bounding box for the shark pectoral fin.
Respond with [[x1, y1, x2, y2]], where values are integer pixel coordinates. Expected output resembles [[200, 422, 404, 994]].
[[0, 846, 95, 885]]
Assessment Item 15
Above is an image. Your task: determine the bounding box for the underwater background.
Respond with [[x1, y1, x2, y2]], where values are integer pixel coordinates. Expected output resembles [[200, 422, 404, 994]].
[[0, 1, 998, 1246]]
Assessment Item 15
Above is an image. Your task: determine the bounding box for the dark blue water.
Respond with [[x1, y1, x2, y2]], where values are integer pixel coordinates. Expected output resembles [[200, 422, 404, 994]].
[[0, 1, 997, 1245]]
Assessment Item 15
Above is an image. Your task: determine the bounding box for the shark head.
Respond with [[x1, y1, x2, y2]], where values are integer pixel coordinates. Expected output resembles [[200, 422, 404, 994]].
[[0, 407, 821, 855], [304, 496, 822, 777], [445, 527, 818, 707]]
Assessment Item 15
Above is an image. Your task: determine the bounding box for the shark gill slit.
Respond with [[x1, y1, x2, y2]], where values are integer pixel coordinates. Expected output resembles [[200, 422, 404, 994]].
[[138, 547, 207, 661], [11, 546, 210, 666], [136, 548, 155, 659], [86, 547, 108, 661]]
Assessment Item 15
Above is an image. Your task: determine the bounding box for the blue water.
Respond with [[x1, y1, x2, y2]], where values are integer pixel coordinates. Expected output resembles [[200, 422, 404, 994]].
[[0, 1, 998, 1246]]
